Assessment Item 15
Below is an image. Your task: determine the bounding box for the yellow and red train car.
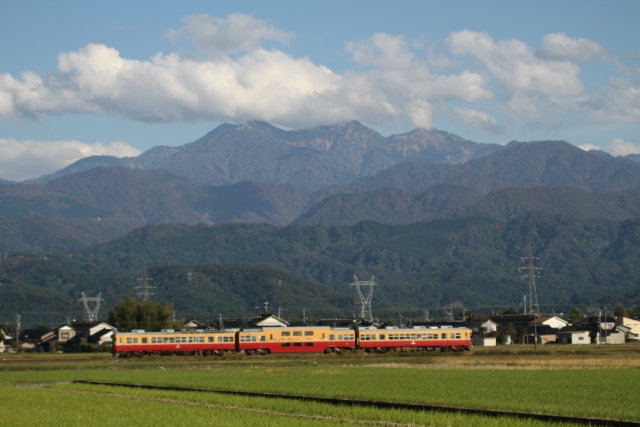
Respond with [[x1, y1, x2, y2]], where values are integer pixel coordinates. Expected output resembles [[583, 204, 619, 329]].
[[357, 326, 471, 352], [113, 329, 236, 356], [238, 326, 355, 354], [113, 325, 471, 357]]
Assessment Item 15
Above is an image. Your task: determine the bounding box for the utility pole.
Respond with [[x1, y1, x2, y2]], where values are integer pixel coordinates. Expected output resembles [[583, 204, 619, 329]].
[[15, 314, 21, 346]]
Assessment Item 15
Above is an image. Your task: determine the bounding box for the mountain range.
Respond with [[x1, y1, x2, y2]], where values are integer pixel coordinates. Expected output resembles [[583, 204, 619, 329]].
[[3, 120, 640, 323], [2, 122, 640, 252]]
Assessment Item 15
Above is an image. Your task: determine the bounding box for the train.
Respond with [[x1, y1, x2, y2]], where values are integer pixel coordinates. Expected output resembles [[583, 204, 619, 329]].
[[113, 324, 472, 357]]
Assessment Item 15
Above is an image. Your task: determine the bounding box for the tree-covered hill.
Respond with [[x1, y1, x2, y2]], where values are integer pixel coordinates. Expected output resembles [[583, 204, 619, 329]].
[[3, 214, 640, 326]]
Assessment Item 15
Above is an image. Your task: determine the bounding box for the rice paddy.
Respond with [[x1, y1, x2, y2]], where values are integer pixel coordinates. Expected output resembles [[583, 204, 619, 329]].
[[1, 344, 639, 426]]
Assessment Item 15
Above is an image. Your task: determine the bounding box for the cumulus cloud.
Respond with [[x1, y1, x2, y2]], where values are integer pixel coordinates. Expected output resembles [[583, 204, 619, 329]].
[[608, 137, 640, 156], [537, 33, 607, 62], [446, 30, 586, 115], [165, 13, 294, 57], [0, 23, 492, 130], [0, 138, 141, 181], [0, 15, 635, 138]]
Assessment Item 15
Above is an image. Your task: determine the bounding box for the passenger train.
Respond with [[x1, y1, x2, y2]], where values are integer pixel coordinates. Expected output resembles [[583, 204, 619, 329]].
[[113, 325, 471, 356]]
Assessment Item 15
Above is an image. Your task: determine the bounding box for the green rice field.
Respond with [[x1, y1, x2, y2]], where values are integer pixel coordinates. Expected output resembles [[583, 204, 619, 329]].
[[1, 345, 639, 426]]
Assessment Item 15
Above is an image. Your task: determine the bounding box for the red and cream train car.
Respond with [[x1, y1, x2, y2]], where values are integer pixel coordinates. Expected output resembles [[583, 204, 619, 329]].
[[113, 325, 471, 357]]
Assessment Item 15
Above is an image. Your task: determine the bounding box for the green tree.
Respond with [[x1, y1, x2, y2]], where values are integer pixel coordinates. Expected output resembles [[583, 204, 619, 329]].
[[569, 307, 582, 324], [502, 307, 518, 315], [108, 297, 173, 332]]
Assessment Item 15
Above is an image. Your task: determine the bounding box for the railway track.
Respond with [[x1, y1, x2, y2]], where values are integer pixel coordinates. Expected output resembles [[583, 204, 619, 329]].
[[74, 380, 640, 426]]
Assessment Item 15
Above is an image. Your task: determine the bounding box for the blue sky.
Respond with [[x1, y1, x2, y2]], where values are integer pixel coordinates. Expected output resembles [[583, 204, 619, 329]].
[[0, 0, 639, 181]]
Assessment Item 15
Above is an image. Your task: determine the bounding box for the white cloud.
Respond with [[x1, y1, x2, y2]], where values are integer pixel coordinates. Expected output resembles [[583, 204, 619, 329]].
[[585, 77, 640, 123], [0, 138, 141, 181], [454, 107, 502, 134], [165, 13, 294, 57], [0, 16, 635, 138], [537, 33, 607, 62], [608, 137, 640, 156], [446, 30, 586, 115], [0, 24, 492, 130], [346, 33, 413, 69]]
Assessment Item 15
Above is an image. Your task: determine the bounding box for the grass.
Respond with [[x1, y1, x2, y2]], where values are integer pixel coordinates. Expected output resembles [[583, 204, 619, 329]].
[[1, 345, 639, 426]]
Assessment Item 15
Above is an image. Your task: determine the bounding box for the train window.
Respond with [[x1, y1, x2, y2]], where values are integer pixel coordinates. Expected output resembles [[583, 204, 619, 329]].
[[304, 342, 313, 346], [217, 337, 222, 343], [293, 342, 302, 347], [208, 337, 213, 343], [455, 333, 461, 339], [188, 337, 193, 343], [282, 343, 291, 347], [133, 338, 138, 343], [151, 337, 156, 344], [293, 331, 302, 336], [170, 338, 175, 343], [126, 338, 132, 344], [282, 331, 291, 337], [329, 335, 335, 340], [260, 336, 266, 342], [411, 334, 416, 340], [305, 331, 313, 336], [449, 333, 455, 339], [379, 334, 385, 340], [199, 337, 204, 343], [252, 336, 257, 342], [142, 338, 148, 344]]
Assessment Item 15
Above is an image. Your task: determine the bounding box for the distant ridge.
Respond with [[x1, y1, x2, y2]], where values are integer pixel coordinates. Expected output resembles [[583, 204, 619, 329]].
[[30, 121, 503, 191]]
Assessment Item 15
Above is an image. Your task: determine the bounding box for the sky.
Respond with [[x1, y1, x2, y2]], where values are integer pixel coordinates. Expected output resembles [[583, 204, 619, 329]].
[[1, 0, 639, 181]]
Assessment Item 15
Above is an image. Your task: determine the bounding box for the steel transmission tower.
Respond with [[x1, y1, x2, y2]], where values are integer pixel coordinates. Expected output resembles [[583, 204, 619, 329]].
[[136, 270, 155, 301], [78, 292, 103, 322], [350, 275, 377, 322], [519, 244, 541, 316]]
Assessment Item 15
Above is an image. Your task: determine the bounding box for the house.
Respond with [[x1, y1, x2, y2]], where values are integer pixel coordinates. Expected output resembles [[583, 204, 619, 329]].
[[619, 317, 640, 339], [39, 324, 77, 352], [557, 330, 590, 345], [569, 315, 616, 343], [465, 318, 499, 335], [247, 314, 290, 328], [60, 321, 116, 352], [530, 316, 569, 330], [183, 319, 206, 329]]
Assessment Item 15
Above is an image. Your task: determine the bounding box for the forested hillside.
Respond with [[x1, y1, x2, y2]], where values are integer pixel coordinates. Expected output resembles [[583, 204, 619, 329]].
[[2, 214, 640, 325]]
